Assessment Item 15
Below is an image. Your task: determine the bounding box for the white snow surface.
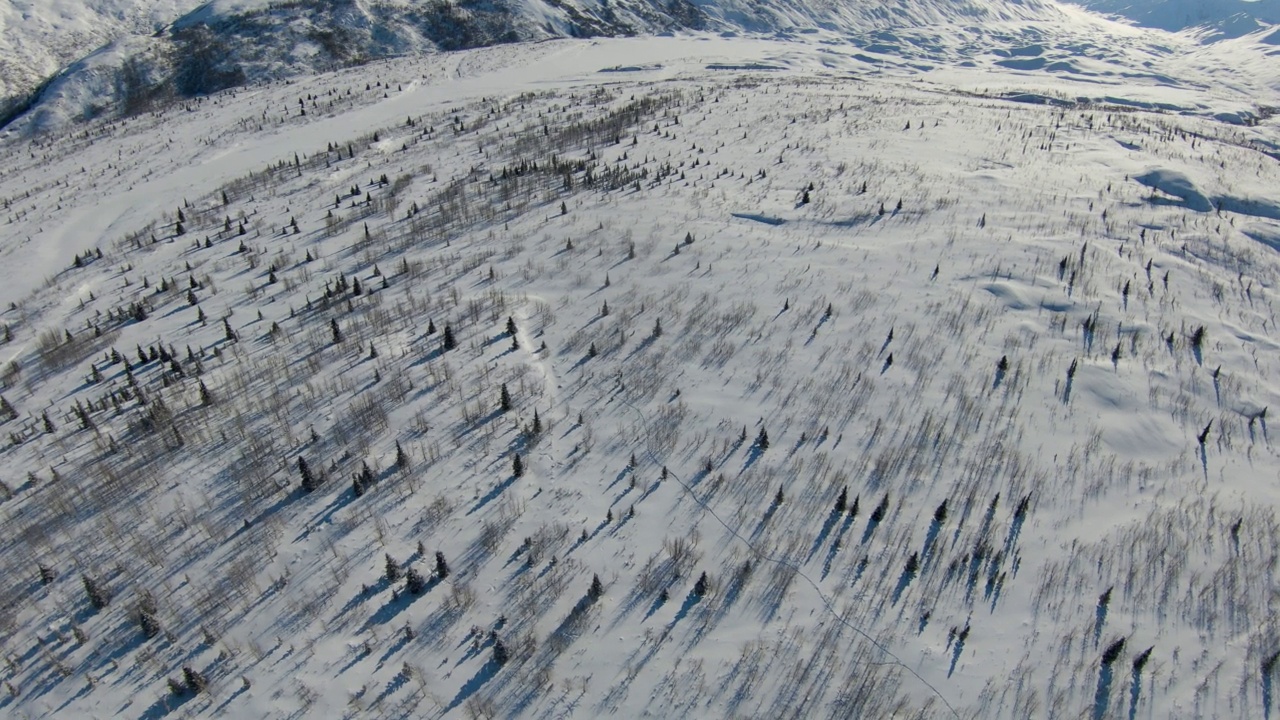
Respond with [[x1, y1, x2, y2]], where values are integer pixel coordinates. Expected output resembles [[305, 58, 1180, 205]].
[[1, 31, 1280, 720], [0, 0, 204, 103]]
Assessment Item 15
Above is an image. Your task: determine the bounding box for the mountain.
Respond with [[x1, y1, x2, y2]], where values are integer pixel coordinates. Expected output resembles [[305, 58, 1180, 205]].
[[1070, 0, 1280, 38], [2, 0, 1077, 134], [0, 0, 206, 122], [7, 0, 1280, 135]]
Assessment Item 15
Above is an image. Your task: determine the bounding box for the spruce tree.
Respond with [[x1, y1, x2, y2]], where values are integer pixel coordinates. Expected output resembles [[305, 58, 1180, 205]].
[[755, 427, 769, 450], [298, 456, 318, 492], [442, 324, 456, 351], [500, 383, 511, 412], [506, 316, 517, 336], [492, 637, 509, 666], [693, 571, 709, 598], [512, 454, 524, 478], [589, 573, 604, 600], [182, 666, 207, 694], [385, 553, 401, 583], [395, 441, 408, 470], [435, 551, 449, 579], [405, 565, 427, 595], [331, 318, 342, 344], [835, 486, 848, 514], [82, 574, 108, 610]]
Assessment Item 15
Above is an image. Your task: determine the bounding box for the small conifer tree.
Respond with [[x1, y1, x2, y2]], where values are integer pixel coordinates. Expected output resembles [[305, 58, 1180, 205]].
[[298, 456, 318, 492], [405, 565, 427, 595]]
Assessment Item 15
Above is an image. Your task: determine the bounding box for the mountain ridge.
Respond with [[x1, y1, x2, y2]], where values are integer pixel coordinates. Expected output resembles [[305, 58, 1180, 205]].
[[0, 0, 1253, 135]]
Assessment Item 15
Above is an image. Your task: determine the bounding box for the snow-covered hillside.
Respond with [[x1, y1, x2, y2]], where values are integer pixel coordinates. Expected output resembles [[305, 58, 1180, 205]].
[[0, 0, 205, 120], [2, 28, 1280, 720], [1071, 0, 1280, 38], [16, 0, 1280, 136]]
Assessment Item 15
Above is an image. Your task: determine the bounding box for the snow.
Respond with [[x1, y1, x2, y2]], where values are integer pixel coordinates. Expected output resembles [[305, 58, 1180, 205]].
[[0, 0, 205, 104], [1, 26, 1280, 720]]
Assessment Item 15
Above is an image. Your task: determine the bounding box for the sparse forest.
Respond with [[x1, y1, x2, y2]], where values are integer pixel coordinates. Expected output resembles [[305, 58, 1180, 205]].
[[0, 30, 1278, 720]]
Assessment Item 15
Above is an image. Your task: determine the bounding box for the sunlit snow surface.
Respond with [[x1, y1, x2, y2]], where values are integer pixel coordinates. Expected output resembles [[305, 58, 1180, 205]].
[[1, 32, 1280, 719]]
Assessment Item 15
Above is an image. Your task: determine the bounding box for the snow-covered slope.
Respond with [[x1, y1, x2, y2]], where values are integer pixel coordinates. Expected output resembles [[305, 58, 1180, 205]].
[[0, 0, 205, 119], [0, 0, 1116, 135], [2, 32, 1280, 719], [1071, 0, 1280, 38]]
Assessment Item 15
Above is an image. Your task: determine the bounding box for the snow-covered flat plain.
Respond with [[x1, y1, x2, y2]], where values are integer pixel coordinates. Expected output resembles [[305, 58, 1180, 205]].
[[1, 32, 1280, 719]]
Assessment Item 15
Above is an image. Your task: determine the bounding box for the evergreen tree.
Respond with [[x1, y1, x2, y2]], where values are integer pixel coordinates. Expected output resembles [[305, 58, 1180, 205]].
[[435, 551, 449, 579], [500, 383, 511, 412], [82, 574, 108, 610], [298, 456, 318, 492], [492, 637, 509, 666], [531, 410, 541, 435], [870, 495, 889, 523], [331, 318, 342, 344], [352, 472, 365, 497], [41, 412, 55, 434], [385, 553, 402, 583], [395, 441, 409, 470], [755, 426, 769, 450], [512, 454, 524, 478], [139, 609, 161, 638], [653, 318, 662, 338], [405, 565, 427, 594], [427, 318, 436, 335], [693, 571, 709, 598], [37, 563, 56, 586], [589, 573, 604, 600], [506, 316, 517, 336], [442, 324, 456, 351], [199, 381, 213, 406], [182, 666, 207, 694], [835, 486, 848, 513]]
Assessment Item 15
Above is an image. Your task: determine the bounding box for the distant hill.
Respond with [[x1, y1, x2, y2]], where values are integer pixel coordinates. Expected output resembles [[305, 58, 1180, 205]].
[[1068, 0, 1280, 37]]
